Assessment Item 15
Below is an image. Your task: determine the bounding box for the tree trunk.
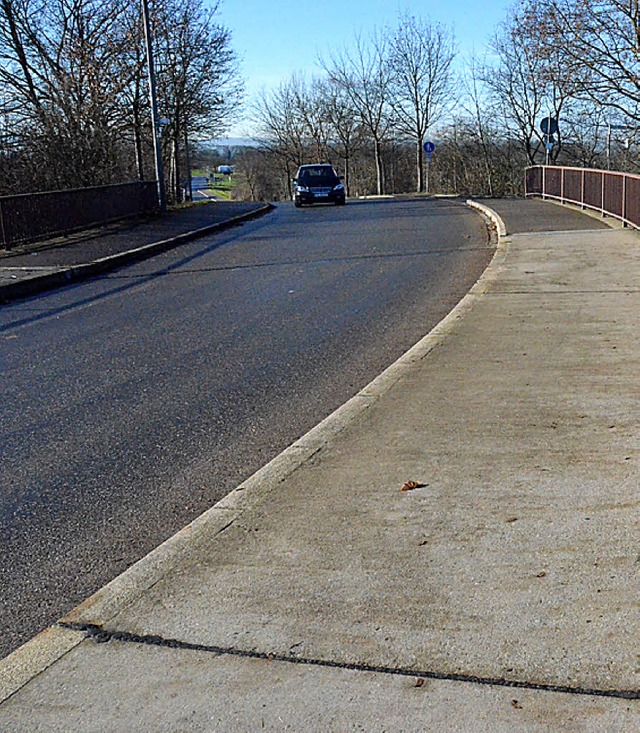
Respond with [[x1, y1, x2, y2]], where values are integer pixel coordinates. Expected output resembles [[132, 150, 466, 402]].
[[285, 160, 293, 200], [374, 138, 384, 195], [344, 153, 351, 197], [132, 101, 145, 181], [172, 135, 182, 203]]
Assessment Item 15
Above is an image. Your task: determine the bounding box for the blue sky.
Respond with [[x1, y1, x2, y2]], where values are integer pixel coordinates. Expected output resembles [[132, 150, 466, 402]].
[[216, 0, 513, 135]]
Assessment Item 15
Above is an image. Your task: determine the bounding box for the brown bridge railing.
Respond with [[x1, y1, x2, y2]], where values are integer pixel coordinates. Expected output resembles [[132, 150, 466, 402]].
[[525, 165, 640, 230], [0, 181, 158, 250]]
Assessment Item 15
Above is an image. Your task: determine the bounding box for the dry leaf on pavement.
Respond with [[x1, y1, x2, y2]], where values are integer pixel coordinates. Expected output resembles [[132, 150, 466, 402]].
[[401, 480, 426, 491]]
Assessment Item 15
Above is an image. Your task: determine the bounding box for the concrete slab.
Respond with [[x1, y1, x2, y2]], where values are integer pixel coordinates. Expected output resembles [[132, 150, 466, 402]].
[[1, 640, 637, 732]]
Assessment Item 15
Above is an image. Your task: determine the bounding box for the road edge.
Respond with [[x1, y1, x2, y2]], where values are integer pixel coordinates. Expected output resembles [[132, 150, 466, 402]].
[[0, 200, 508, 704]]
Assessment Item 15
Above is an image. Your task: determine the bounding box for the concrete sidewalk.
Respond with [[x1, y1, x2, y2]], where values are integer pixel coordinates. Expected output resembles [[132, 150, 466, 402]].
[[0, 201, 271, 303], [0, 201, 638, 731]]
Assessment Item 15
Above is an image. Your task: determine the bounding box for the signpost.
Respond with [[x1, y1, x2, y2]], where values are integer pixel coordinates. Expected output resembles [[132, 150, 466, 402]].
[[423, 141, 435, 193], [540, 117, 558, 166]]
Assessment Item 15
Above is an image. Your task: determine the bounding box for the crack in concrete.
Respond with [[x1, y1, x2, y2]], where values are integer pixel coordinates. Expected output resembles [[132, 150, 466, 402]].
[[59, 622, 640, 701]]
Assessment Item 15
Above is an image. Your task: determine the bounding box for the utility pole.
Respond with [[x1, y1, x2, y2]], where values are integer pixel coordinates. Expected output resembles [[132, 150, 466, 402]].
[[141, 0, 166, 212]]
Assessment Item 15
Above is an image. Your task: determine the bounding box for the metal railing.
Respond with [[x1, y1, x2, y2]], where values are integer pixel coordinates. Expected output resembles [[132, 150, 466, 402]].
[[525, 165, 640, 230], [0, 181, 158, 250]]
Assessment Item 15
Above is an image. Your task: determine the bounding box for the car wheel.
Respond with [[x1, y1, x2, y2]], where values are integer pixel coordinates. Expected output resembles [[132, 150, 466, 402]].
[[294, 198, 302, 208]]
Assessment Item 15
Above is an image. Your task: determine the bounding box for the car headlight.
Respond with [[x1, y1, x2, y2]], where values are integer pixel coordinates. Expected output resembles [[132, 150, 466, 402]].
[[333, 183, 344, 191], [296, 185, 309, 193]]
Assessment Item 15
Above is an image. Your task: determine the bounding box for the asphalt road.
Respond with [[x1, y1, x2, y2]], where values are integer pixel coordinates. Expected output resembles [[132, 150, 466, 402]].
[[0, 197, 493, 659]]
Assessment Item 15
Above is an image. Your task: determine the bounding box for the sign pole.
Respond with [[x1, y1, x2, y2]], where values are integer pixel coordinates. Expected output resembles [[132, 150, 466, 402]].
[[423, 141, 435, 195], [540, 116, 558, 168]]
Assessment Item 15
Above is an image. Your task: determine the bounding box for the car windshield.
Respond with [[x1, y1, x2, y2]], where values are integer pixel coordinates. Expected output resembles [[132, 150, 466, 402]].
[[298, 167, 338, 186]]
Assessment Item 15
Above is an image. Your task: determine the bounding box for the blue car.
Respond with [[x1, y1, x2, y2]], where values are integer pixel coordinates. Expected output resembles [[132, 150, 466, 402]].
[[293, 164, 346, 207]]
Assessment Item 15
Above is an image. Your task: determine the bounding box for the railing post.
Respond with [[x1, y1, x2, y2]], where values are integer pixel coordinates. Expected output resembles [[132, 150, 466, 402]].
[[542, 166, 546, 199], [560, 168, 565, 203], [622, 173, 627, 227], [601, 171, 606, 217], [581, 169, 585, 209]]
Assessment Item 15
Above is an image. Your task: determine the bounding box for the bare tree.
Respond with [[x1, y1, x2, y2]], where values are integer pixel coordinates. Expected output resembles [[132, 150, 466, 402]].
[[234, 146, 282, 201], [460, 56, 498, 195], [482, 0, 585, 165], [322, 31, 394, 195], [252, 76, 311, 198], [292, 76, 333, 161], [154, 0, 242, 202], [389, 12, 456, 192], [0, 0, 242, 195], [539, 0, 640, 124], [0, 0, 136, 189], [318, 78, 363, 197]]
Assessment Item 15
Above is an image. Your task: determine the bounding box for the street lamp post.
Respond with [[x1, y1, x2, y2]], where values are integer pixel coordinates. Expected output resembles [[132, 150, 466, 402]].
[[141, 0, 166, 212]]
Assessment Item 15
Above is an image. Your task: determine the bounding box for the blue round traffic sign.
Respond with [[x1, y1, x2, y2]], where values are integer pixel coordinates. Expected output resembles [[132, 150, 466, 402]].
[[423, 141, 435, 154]]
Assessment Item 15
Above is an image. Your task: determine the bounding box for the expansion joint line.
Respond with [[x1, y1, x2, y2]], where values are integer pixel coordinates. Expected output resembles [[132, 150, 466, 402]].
[[59, 622, 639, 701]]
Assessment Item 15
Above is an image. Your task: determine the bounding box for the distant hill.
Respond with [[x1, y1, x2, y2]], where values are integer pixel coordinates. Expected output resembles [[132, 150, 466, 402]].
[[200, 137, 258, 149]]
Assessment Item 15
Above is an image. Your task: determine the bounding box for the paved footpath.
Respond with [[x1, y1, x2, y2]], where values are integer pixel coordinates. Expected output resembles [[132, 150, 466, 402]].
[[0, 199, 638, 731]]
